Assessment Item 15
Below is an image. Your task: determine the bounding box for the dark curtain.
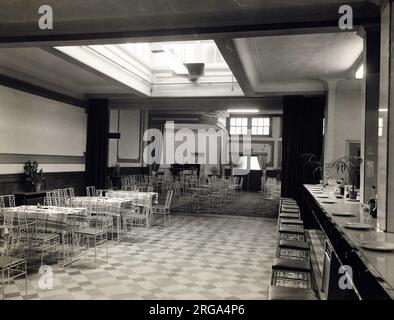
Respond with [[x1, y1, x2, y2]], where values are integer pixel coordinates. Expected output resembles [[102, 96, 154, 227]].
[[85, 99, 109, 189], [149, 120, 165, 174], [281, 95, 326, 202]]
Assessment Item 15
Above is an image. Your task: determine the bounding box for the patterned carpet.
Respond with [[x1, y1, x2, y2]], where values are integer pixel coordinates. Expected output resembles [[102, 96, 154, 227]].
[[176, 192, 279, 219], [4, 212, 277, 300], [211, 192, 279, 218]]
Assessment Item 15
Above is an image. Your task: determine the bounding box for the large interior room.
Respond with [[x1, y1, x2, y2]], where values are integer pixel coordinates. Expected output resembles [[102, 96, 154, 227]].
[[0, 0, 392, 301]]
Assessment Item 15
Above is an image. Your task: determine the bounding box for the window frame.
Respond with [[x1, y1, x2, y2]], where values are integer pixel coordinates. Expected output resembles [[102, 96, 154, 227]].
[[227, 115, 274, 137], [250, 116, 272, 137], [229, 117, 249, 135]]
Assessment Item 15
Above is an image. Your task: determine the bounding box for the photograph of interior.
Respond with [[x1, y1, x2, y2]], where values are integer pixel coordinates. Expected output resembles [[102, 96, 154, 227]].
[[0, 0, 392, 302]]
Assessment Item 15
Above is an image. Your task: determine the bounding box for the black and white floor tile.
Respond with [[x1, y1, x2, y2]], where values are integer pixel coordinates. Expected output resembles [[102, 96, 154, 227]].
[[4, 213, 277, 300]]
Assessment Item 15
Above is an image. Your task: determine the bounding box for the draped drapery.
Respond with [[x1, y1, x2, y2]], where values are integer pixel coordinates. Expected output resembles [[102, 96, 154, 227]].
[[281, 96, 325, 202], [85, 99, 109, 189], [257, 152, 268, 191], [149, 121, 165, 174], [257, 153, 267, 172]]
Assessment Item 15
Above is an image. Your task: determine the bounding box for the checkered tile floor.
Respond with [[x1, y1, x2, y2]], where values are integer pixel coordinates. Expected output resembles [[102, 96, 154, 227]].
[[4, 213, 277, 300]]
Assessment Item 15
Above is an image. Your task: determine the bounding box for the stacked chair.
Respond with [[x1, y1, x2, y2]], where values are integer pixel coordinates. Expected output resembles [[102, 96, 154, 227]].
[[268, 197, 317, 300], [0, 195, 16, 208]]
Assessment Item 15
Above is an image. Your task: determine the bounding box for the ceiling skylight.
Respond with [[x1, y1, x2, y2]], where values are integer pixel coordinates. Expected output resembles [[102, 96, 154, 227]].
[[54, 40, 241, 97]]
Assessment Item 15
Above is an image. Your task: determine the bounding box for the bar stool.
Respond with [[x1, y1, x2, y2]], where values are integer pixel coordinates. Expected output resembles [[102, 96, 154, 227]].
[[281, 204, 299, 211], [278, 226, 305, 242], [280, 197, 296, 202], [280, 219, 304, 226], [279, 225, 304, 234], [279, 212, 300, 219], [271, 257, 312, 290], [281, 202, 298, 208], [277, 240, 310, 261], [282, 202, 299, 207], [268, 285, 317, 300]]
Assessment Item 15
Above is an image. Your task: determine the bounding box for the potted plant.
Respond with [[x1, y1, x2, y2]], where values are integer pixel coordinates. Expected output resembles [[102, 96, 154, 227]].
[[32, 168, 44, 192], [112, 163, 121, 177], [209, 166, 220, 176], [331, 156, 362, 199], [24, 161, 44, 192], [301, 153, 332, 185], [109, 163, 122, 189], [23, 160, 34, 191]]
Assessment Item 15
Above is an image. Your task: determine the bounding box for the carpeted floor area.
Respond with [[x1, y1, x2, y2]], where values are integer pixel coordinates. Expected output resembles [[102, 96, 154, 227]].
[[209, 192, 279, 218], [175, 192, 279, 219]]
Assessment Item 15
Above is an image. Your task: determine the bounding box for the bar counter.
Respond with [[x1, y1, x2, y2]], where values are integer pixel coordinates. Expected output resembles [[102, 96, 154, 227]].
[[303, 184, 394, 300]]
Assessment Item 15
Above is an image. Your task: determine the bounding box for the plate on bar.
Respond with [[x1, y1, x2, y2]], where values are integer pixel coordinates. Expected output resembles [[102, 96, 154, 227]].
[[322, 201, 336, 204], [344, 223, 374, 230], [346, 199, 360, 202], [332, 212, 356, 217], [359, 241, 394, 252]]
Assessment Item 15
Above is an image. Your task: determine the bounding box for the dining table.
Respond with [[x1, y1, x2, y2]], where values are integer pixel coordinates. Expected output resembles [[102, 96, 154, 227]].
[[68, 194, 158, 241], [1, 205, 88, 266], [106, 190, 159, 206], [1, 205, 88, 234]]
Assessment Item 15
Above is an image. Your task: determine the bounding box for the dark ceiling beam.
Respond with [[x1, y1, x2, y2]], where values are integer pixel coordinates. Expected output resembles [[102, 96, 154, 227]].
[[0, 15, 380, 47], [0, 74, 87, 108], [107, 96, 283, 111], [215, 38, 254, 96]]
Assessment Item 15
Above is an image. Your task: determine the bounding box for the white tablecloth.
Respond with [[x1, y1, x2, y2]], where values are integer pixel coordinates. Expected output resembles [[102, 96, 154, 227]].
[[106, 191, 158, 206], [1, 205, 88, 233]]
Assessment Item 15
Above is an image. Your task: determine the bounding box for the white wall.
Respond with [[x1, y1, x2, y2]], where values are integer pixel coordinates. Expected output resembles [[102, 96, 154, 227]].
[[0, 85, 87, 174], [324, 79, 363, 176], [108, 109, 146, 168]]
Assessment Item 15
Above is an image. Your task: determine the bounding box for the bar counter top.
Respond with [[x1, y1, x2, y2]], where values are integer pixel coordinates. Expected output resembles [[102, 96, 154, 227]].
[[304, 184, 394, 299]]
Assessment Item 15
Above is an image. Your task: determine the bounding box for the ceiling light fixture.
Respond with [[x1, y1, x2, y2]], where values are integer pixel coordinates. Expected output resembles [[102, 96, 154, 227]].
[[150, 44, 188, 75], [355, 64, 364, 79], [227, 109, 259, 114]]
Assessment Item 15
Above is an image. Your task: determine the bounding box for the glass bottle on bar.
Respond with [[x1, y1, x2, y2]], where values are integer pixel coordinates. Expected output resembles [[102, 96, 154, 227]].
[[368, 185, 377, 219], [339, 178, 345, 196]]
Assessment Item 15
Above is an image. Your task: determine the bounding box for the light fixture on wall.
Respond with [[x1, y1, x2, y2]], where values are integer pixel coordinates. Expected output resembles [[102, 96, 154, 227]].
[[355, 64, 364, 79], [227, 109, 259, 114]]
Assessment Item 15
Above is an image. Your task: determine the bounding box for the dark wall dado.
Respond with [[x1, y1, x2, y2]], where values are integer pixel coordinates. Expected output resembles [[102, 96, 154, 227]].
[[0, 172, 86, 196], [108, 167, 148, 177]]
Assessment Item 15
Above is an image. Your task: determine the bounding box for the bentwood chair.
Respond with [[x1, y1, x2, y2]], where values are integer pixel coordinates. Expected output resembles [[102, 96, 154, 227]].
[[63, 188, 75, 198], [29, 210, 61, 267], [95, 189, 107, 197], [75, 199, 110, 266], [45, 191, 58, 205], [1, 222, 30, 299], [86, 186, 96, 197], [2, 209, 15, 227], [152, 190, 174, 227], [123, 194, 153, 232], [138, 186, 153, 192], [1, 195, 16, 208]]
